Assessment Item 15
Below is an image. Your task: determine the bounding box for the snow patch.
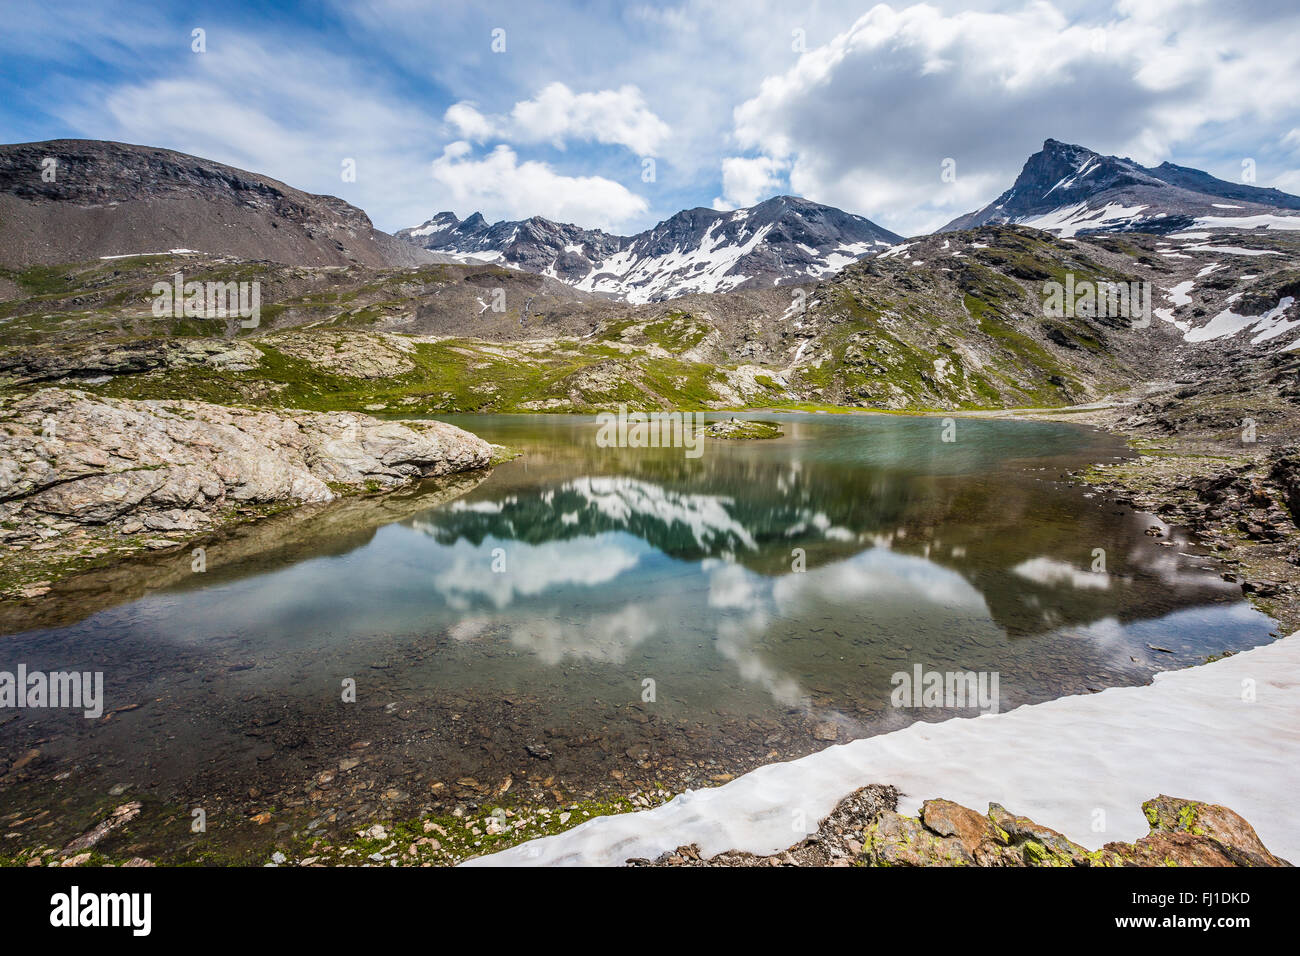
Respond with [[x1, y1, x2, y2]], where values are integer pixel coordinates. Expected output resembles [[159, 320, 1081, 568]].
[[1190, 214, 1300, 231], [1184, 297, 1296, 344], [1018, 201, 1149, 238], [468, 630, 1300, 866]]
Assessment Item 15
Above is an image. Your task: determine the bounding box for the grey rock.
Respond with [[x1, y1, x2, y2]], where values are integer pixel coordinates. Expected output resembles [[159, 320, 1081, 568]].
[[0, 388, 491, 544]]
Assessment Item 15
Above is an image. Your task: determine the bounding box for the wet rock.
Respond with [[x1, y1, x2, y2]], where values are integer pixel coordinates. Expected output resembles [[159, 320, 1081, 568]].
[[811, 721, 839, 742], [61, 801, 143, 854]]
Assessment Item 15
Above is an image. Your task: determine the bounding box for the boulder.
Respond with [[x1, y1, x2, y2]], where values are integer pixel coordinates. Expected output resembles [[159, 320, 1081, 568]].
[[0, 388, 492, 544], [858, 795, 1289, 867]]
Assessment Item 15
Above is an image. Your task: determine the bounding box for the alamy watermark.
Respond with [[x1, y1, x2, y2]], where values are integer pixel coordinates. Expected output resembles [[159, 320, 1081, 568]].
[[891, 664, 1000, 714], [152, 271, 260, 328], [1043, 273, 1150, 328], [595, 404, 705, 459], [50, 886, 150, 936], [1, 664, 103, 718]]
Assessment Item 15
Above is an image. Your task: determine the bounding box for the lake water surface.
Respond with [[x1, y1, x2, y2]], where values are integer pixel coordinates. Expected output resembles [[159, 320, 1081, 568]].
[[0, 412, 1275, 858]]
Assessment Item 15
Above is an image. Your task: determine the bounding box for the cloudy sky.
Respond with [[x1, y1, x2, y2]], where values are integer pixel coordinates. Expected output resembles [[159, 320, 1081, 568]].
[[3, 0, 1299, 236]]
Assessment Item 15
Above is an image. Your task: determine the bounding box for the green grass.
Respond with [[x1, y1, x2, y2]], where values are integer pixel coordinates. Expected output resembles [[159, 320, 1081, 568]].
[[86, 335, 756, 415]]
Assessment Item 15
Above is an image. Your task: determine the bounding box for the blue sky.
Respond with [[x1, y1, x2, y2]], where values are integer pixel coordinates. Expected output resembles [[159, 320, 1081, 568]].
[[3, 0, 1299, 237]]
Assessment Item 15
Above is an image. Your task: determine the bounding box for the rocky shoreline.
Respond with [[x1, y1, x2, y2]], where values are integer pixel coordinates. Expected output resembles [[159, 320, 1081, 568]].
[[1077, 446, 1300, 634], [20, 779, 1286, 868], [629, 790, 1291, 867], [1008, 386, 1300, 635], [0, 388, 493, 600]]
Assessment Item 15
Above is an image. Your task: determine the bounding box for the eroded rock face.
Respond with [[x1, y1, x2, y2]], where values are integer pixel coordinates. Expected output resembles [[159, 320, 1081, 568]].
[[0, 339, 262, 386], [262, 331, 417, 379], [0, 388, 491, 543]]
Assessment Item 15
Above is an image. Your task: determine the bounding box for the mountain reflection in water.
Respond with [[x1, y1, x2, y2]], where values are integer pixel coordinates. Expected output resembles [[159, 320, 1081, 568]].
[[0, 413, 1274, 855]]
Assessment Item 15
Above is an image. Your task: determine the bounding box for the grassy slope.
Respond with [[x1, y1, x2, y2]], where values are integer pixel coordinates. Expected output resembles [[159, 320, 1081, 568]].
[[0, 227, 1171, 415]]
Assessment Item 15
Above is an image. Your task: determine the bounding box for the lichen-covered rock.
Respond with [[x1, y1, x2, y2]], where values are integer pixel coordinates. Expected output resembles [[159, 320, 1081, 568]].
[[0, 388, 491, 544], [1135, 795, 1289, 867], [629, 789, 1289, 868], [857, 795, 1289, 868], [1103, 831, 1237, 867], [986, 802, 1093, 866], [261, 331, 417, 379], [860, 810, 974, 866], [702, 418, 783, 440], [919, 798, 1005, 864]]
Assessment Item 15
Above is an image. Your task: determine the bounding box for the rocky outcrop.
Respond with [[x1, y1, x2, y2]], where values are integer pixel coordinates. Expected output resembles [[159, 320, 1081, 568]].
[[1268, 444, 1300, 521], [260, 331, 417, 379], [0, 469, 488, 633], [703, 418, 783, 440], [628, 786, 900, 866], [0, 388, 491, 548], [631, 789, 1290, 866], [861, 794, 1289, 867], [0, 339, 262, 386]]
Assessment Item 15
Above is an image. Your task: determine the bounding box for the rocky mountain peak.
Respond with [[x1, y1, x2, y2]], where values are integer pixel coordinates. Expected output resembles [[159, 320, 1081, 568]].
[[397, 196, 903, 302], [942, 138, 1300, 236]]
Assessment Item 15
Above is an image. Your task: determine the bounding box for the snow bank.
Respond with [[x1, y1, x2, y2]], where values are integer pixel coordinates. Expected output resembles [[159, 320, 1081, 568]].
[[1190, 214, 1300, 231], [99, 248, 200, 259], [1184, 296, 1296, 344], [1020, 201, 1148, 237], [469, 631, 1300, 866]]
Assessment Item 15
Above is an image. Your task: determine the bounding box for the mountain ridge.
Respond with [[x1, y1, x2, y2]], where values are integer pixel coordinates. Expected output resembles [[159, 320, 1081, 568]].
[[397, 194, 903, 303], [0, 139, 436, 269]]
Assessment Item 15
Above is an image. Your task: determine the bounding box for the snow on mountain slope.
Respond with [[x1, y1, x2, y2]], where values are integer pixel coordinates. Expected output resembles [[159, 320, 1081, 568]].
[[397, 196, 902, 303], [1138, 230, 1300, 349]]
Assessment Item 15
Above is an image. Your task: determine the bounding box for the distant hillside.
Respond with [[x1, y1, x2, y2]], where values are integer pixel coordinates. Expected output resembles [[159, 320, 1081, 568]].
[[0, 139, 436, 269]]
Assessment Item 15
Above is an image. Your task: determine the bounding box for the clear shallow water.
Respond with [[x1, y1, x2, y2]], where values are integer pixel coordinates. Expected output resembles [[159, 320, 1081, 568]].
[[0, 412, 1276, 855]]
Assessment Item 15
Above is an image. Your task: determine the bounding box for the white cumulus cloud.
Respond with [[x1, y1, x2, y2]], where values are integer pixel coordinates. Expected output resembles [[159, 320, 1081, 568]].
[[712, 155, 789, 209], [430, 141, 650, 230], [444, 82, 671, 156], [727, 1, 1300, 235]]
